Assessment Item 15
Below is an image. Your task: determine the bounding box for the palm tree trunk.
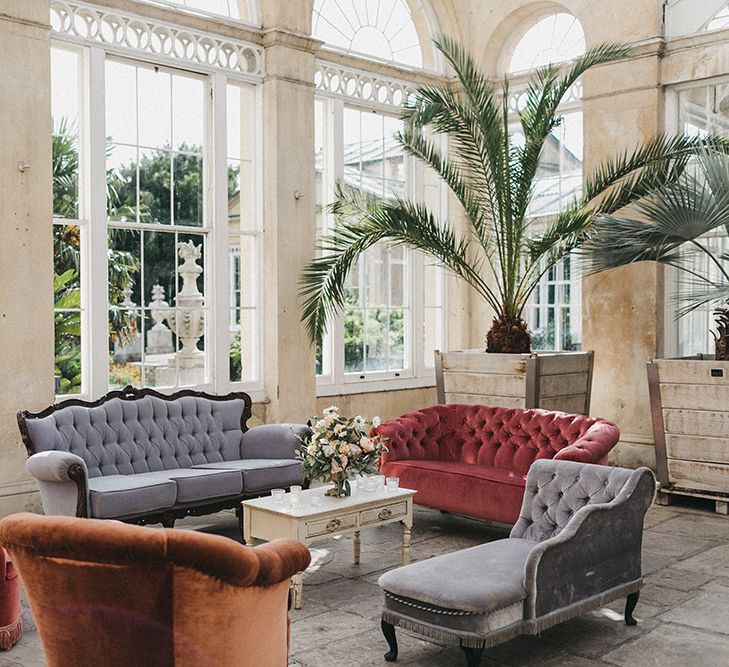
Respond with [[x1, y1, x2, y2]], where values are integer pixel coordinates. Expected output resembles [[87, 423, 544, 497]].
[[486, 314, 531, 354]]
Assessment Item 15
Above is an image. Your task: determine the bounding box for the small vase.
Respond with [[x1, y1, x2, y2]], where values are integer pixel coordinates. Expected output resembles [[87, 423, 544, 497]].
[[326, 472, 351, 498]]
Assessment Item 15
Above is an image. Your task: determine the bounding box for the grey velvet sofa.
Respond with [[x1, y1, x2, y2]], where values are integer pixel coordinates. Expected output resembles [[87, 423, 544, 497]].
[[378, 459, 657, 666], [18, 386, 308, 528]]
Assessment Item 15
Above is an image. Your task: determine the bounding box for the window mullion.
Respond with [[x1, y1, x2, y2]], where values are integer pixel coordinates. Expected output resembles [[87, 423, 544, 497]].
[[211, 73, 229, 391], [330, 98, 346, 386], [85, 46, 110, 399]]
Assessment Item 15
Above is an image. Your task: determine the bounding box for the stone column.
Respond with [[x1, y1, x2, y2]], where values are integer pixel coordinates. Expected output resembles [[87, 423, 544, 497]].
[[260, 28, 321, 422], [0, 0, 53, 515], [581, 41, 665, 469]]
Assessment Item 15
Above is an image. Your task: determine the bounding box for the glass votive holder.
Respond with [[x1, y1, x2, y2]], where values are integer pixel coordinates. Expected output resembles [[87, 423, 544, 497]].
[[271, 488, 285, 504], [289, 485, 302, 508], [309, 494, 323, 507], [374, 474, 386, 489], [355, 476, 366, 492], [386, 477, 399, 492], [364, 478, 377, 493], [290, 485, 302, 495]]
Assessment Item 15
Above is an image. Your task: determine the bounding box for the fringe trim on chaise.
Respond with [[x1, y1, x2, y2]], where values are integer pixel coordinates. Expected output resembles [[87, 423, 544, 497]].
[[0, 615, 22, 651], [381, 609, 523, 650], [523, 579, 643, 635]]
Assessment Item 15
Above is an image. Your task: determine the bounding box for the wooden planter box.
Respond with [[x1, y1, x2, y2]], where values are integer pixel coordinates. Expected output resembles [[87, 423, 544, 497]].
[[434, 349, 594, 415], [648, 357, 729, 514]]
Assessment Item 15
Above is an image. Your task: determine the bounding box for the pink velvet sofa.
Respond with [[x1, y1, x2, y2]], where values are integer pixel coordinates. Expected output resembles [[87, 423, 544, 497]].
[[375, 404, 620, 525]]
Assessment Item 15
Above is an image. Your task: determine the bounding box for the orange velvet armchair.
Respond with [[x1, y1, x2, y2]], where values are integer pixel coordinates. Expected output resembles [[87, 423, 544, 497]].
[[0, 513, 310, 667], [0, 547, 22, 650]]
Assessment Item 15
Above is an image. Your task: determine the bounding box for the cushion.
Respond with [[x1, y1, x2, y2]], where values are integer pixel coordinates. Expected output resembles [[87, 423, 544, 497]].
[[193, 459, 303, 493], [87, 475, 176, 519], [135, 469, 243, 503], [379, 538, 536, 614], [381, 460, 526, 524]]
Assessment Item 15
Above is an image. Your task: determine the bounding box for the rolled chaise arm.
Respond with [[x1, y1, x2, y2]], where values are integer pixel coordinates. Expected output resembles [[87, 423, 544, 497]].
[[553, 420, 620, 464], [516, 465, 656, 629], [25, 451, 89, 518], [240, 423, 312, 461]]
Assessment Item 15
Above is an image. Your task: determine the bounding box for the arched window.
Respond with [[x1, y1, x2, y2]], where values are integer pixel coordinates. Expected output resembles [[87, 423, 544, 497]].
[[507, 12, 585, 73], [706, 4, 729, 31], [139, 0, 258, 24], [313, 1, 446, 391], [312, 0, 436, 69], [502, 11, 586, 352]]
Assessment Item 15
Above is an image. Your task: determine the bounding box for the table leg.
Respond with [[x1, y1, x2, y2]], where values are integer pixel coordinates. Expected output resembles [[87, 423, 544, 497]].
[[242, 505, 251, 546], [401, 522, 411, 565], [353, 530, 361, 565], [292, 573, 303, 610]]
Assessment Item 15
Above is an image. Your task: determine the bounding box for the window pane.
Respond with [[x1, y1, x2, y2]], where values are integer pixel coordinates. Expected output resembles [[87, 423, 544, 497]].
[[139, 148, 172, 224], [509, 13, 585, 73], [172, 74, 204, 150], [52, 48, 80, 219], [54, 224, 82, 395], [138, 67, 171, 150], [173, 152, 203, 226]]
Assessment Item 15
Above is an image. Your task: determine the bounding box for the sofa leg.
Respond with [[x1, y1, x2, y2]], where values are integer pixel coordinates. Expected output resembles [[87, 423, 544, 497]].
[[381, 620, 398, 662], [461, 646, 483, 666], [625, 591, 639, 626], [161, 515, 175, 528]]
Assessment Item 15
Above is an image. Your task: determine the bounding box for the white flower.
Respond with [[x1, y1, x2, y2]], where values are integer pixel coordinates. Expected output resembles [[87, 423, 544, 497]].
[[360, 436, 374, 453], [319, 438, 329, 445], [323, 405, 339, 416], [353, 415, 365, 426], [322, 444, 335, 457], [306, 443, 317, 456], [315, 419, 326, 429], [372, 416, 381, 428]]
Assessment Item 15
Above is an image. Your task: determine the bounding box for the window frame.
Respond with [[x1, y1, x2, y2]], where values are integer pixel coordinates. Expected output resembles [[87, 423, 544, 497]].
[[314, 92, 447, 397], [51, 39, 265, 402]]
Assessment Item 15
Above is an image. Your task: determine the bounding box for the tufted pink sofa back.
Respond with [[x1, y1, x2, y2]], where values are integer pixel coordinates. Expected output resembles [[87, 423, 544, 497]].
[[375, 404, 619, 475]]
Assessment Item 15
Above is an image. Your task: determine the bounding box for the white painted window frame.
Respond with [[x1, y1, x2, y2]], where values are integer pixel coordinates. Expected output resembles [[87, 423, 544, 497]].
[[51, 30, 265, 402], [314, 88, 447, 397]]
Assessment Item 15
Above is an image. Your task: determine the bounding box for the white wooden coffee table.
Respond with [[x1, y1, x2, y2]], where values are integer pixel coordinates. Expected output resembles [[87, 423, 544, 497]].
[[241, 485, 416, 608]]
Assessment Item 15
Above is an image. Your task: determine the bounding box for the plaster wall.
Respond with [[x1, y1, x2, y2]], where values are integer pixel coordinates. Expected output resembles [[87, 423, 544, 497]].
[[0, 0, 53, 513]]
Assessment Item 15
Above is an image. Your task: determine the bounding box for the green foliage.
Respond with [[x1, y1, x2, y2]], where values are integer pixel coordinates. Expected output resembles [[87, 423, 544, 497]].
[[586, 147, 729, 318], [54, 270, 81, 394], [229, 332, 242, 381], [301, 36, 723, 351]]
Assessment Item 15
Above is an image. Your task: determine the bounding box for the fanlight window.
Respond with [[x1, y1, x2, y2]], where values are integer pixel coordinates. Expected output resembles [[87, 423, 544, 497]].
[[706, 5, 729, 31], [508, 13, 585, 73], [139, 0, 254, 22], [313, 0, 424, 68]]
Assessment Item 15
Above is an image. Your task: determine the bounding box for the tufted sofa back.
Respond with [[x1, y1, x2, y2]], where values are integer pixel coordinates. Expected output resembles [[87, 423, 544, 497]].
[[510, 458, 656, 542], [375, 404, 618, 475], [20, 391, 250, 478]]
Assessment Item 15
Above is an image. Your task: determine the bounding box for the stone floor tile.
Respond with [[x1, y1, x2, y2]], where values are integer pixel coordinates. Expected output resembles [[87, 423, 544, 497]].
[[645, 566, 714, 592], [640, 550, 675, 576], [647, 513, 729, 542], [602, 622, 729, 666], [638, 583, 700, 609], [642, 507, 679, 529], [675, 543, 729, 578], [660, 590, 729, 635], [289, 610, 379, 655], [641, 530, 715, 559]]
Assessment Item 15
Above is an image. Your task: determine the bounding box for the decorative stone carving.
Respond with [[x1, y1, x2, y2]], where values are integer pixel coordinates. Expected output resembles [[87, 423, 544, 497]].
[[112, 285, 141, 363], [146, 284, 174, 355]]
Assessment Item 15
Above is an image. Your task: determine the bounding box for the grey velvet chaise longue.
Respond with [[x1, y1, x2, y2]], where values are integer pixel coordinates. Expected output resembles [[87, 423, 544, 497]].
[[378, 459, 657, 666], [18, 386, 309, 528]]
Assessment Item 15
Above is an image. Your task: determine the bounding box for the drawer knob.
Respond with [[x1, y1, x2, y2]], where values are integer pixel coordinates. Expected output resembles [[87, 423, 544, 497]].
[[326, 518, 341, 532], [378, 508, 392, 520]]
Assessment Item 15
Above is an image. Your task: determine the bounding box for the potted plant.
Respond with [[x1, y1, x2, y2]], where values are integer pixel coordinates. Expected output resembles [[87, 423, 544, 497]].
[[300, 36, 713, 413], [587, 147, 729, 512]]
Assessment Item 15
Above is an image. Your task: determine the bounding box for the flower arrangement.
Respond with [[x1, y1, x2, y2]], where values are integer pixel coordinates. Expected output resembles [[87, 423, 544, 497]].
[[297, 406, 387, 497]]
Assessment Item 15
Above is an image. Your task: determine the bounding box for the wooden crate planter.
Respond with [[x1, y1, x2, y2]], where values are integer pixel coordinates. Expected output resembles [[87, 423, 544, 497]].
[[434, 349, 594, 414], [648, 357, 729, 514]]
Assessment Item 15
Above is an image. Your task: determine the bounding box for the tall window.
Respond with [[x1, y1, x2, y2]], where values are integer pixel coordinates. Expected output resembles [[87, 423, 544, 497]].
[[314, 1, 446, 393], [673, 82, 729, 355], [51, 24, 262, 398], [504, 13, 585, 351]]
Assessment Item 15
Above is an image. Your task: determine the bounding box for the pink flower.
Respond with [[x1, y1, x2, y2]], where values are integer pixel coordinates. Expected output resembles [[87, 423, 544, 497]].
[[331, 461, 342, 473]]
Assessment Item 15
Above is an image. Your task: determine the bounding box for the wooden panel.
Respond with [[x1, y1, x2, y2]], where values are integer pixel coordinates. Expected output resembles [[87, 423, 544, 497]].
[[660, 383, 729, 411], [305, 511, 358, 538], [439, 351, 528, 375], [539, 372, 589, 398], [663, 409, 729, 439], [654, 359, 729, 386], [360, 501, 407, 526], [444, 392, 525, 408], [539, 395, 587, 414], [665, 434, 729, 465], [667, 459, 729, 494], [443, 372, 525, 397], [537, 353, 592, 375]]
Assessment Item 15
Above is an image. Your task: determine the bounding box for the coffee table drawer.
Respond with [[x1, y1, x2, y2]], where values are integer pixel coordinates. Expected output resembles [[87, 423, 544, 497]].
[[305, 512, 358, 538], [360, 501, 407, 526]]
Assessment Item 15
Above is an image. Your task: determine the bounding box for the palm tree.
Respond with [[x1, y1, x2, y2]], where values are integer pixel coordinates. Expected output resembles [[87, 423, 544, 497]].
[[586, 147, 729, 358], [300, 36, 723, 353]]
